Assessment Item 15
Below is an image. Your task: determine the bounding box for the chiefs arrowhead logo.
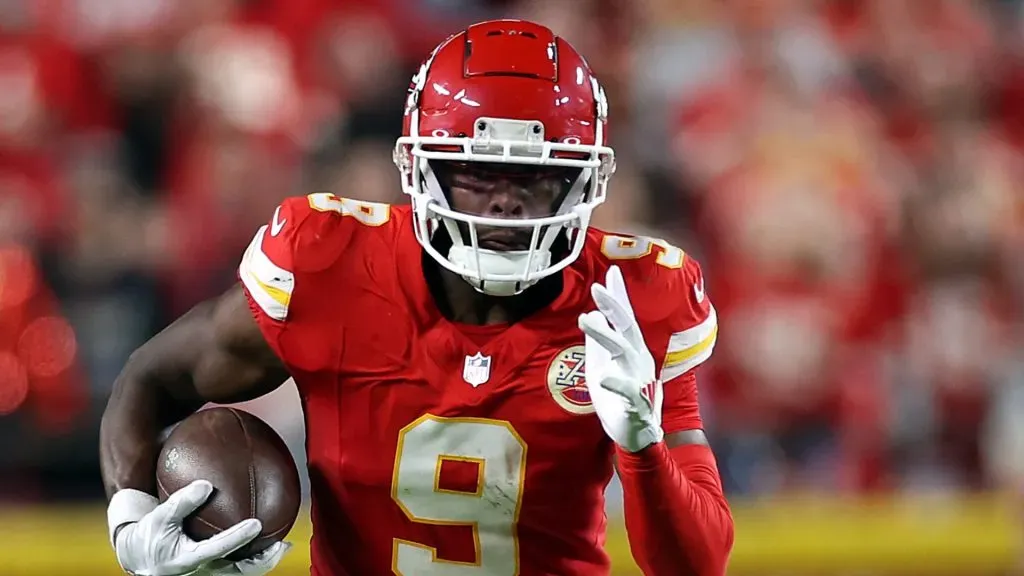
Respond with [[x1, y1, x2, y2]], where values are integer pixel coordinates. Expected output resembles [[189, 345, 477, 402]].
[[546, 345, 595, 415]]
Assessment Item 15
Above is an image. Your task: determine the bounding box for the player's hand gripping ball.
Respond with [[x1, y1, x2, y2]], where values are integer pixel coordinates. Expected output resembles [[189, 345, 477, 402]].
[[156, 408, 300, 573], [578, 265, 664, 453], [110, 480, 266, 576], [107, 408, 299, 576]]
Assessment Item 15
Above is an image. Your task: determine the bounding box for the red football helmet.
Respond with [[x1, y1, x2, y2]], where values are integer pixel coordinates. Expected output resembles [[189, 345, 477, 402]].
[[393, 19, 615, 296]]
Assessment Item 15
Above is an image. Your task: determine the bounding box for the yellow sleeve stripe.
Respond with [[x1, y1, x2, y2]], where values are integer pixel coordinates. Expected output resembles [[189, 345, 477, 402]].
[[664, 324, 718, 366], [238, 226, 294, 321], [660, 305, 718, 382]]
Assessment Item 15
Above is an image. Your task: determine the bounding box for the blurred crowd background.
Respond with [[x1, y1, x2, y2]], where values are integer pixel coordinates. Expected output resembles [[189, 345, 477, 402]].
[[3, 0, 1024, 573]]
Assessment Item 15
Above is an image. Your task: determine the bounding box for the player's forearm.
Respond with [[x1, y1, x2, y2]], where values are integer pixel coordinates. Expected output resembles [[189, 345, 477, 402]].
[[100, 318, 209, 499], [617, 442, 734, 576], [100, 363, 167, 499]]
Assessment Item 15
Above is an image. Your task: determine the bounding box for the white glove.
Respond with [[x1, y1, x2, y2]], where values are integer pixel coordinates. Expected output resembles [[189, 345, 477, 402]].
[[108, 480, 264, 576], [199, 541, 291, 575], [578, 265, 664, 453]]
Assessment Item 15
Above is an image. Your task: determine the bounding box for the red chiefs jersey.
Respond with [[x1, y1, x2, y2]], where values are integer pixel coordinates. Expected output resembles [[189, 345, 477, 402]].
[[237, 193, 718, 576]]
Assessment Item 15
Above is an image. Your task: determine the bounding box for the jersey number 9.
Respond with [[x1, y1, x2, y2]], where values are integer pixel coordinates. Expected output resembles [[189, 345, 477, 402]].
[[600, 234, 685, 269], [391, 416, 527, 575]]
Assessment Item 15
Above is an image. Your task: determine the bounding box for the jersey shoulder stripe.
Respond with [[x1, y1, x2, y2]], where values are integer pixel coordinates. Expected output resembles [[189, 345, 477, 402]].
[[660, 304, 718, 382], [239, 225, 295, 321]]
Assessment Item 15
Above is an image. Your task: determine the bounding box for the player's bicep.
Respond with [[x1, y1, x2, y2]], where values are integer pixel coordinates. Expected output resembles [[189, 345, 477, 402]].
[[193, 285, 289, 404], [123, 286, 287, 415]]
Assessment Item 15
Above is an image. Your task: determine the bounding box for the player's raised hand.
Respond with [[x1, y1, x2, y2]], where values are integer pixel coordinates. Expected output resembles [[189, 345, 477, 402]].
[[578, 265, 664, 453], [109, 480, 263, 576]]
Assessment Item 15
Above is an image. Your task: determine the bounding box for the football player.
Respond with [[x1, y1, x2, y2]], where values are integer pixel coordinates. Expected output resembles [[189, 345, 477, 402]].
[[100, 19, 734, 576]]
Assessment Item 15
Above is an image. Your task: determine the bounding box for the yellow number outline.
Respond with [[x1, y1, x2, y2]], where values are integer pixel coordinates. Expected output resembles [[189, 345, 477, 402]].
[[599, 234, 686, 269], [390, 415, 528, 576], [307, 192, 391, 227]]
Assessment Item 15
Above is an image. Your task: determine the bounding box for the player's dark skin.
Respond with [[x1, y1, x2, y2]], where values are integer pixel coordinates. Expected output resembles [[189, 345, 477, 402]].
[[99, 162, 705, 501]]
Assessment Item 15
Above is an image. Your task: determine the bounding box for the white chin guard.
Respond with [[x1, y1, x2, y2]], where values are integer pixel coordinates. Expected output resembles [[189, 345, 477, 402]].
[[448, 245, 553, 297]]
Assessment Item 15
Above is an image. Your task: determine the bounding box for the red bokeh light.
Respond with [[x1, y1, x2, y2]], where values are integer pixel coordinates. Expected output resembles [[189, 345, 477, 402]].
[[16, 316, 78, 379], [17, 311, 77, 379], [0, 351, 29, 415], [0, 246, 39, 311]]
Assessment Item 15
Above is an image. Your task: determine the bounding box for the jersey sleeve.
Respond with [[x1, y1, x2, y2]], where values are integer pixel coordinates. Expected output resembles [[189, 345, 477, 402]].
[[237, 193, 368, 370], [239, 223, 295, 324], [650, 255, 718, 434], [658, 256, 718, 383]]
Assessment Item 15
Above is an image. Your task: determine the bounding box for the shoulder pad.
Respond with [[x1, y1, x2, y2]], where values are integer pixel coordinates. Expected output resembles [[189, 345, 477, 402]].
[[238, 193, 393, 321], [591, 230, 718, 380], [593, 232, 690, 318]]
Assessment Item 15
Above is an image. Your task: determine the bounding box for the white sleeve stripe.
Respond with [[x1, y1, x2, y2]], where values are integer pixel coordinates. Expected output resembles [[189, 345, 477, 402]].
[[664, 323, 717, 367], [664, 305, 717, 365], [661, 344, 714, 382], [659, 304, 718, 381], [238, 226, 294, 321]]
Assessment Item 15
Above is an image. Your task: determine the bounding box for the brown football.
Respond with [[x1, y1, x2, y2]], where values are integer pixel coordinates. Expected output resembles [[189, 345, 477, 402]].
[[156, 407, 301, 561]]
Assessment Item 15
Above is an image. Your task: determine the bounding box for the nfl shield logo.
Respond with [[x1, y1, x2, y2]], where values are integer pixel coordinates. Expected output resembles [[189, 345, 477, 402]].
[[462, 352, 492, 387]]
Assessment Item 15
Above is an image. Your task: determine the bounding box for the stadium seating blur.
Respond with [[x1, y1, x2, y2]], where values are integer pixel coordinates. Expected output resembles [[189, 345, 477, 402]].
[[2, 0, 1024, 573]]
